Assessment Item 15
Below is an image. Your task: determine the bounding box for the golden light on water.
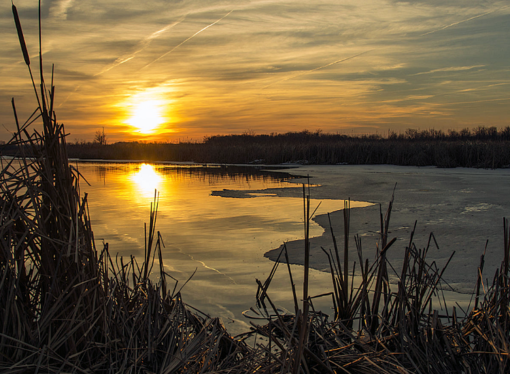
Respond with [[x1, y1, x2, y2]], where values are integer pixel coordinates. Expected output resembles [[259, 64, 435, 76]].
[[130, 164, 162, 199]]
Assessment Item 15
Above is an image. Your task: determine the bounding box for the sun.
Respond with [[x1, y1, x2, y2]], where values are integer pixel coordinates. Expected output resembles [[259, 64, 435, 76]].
[[127, 99, 166, 134]]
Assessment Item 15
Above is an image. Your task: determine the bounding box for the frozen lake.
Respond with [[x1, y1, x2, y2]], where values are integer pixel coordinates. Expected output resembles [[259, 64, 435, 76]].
[[264, 165, 510, 296]]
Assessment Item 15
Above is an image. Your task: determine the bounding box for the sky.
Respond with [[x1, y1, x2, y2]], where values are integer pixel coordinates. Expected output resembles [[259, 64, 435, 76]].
[[0, 0, 509, 143]]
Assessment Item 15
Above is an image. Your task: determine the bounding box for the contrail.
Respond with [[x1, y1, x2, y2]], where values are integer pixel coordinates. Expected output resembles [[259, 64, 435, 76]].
[[196, 260, 237, 285], [170, 245, 237, 285], [57, 84, 81, 108], [95, 17, 186, 76], [444, 97, 510, 105], [420, 6, 505, 37], [263, 50, 370, 89], [411, 64, 485, 76], [142, 10, 234, 70]]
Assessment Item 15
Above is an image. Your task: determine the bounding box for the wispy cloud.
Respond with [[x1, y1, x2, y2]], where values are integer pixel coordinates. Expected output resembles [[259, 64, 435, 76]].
[[95, 17, 186, 76], [142, 10, 234, 70], [419, 6, 505, 36], [1, 0, 509, 141], [263, 51, 371, 89], [49, 0, 74, 21], [412, 65, 486, 76], [449, 97, 510, 105], [380, 95, 435, 103]]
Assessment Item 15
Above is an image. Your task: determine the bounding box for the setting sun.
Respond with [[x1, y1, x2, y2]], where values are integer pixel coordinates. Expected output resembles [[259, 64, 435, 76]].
[[127, 99, 166, 134]]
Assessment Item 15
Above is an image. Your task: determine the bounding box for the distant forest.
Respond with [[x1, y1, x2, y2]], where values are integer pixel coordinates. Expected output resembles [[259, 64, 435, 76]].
[[7, 126, 510, 168]]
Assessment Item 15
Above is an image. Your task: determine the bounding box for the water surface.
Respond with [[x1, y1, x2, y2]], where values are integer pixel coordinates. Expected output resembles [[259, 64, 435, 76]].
[[78, 162, 369, 334]]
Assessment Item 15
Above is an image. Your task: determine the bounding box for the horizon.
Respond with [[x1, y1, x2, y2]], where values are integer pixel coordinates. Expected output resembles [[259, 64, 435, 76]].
[[1, 0, 509, 143]]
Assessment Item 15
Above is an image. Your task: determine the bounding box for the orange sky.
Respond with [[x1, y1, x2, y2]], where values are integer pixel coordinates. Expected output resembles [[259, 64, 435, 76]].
[[1, 1, 509, 143]]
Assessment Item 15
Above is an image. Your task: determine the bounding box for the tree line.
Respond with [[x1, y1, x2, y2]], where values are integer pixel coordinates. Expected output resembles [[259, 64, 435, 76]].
[[55, 126, 510, 169]]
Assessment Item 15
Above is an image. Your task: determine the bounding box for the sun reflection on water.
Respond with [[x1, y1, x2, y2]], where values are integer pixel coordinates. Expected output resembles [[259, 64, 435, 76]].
[[130, 164, 162, 199]]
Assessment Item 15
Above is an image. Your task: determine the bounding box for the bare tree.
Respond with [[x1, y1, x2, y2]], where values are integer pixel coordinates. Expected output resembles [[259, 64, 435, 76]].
[[94, 127, 107, 145]]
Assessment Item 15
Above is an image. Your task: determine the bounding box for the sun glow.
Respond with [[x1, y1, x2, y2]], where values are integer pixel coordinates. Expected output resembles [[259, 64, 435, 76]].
[[130, 164, 162, 199], [127, 99, 166, 134]]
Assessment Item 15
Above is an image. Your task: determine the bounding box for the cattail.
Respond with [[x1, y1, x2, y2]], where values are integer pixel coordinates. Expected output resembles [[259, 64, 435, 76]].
[[12, 4, 30, 66]]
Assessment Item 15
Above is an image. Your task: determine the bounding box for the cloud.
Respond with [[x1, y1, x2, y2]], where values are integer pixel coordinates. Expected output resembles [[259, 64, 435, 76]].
[[95, 17, 186, 76], [49, 0, 74, 21], [380, 95, 435, 103], [1, 0, 510, 142], [262, 51, 372, 89], [142, 10, 234, 70], [412, 65, 486, 76], [419, 6, 506, 37]]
